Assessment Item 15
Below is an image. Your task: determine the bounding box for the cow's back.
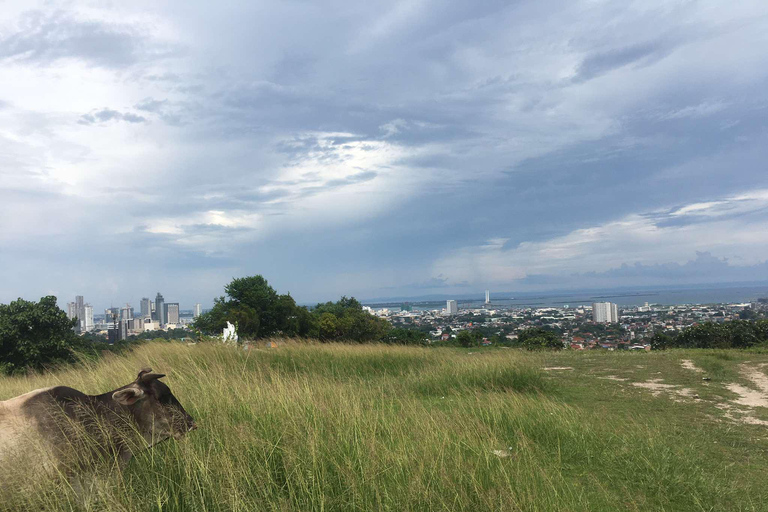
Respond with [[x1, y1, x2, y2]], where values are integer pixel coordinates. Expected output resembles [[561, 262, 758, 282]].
[[0, 387, 60, 477]]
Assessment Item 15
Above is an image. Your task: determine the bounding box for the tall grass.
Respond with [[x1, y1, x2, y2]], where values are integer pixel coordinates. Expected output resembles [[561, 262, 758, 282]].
[[0, 341, 765, 511]]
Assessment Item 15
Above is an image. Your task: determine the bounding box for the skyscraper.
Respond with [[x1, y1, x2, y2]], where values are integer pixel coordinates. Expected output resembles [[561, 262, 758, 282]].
[[67, 302, 77, 321], [105, 307, 120, 322], [592, 302, 619, 323], [84, 304, 94, 332], [75, 295, 85, 332], [485, 290, 490, 304], [166, 303, 180, 325], [194, 303, 202, 318], [446, 300, 458, 315], [121, 304, 134, 321], [140, 298, 151, 318], [155, 292, 166, 326]]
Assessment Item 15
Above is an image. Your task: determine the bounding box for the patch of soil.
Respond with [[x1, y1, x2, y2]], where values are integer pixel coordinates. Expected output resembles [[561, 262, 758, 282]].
[[543, 367, 573, 371], [718, 363, 768, 426], [681, 359, 703, 373], [725, 383, 768, 408], [631, 378, 697, 402], [598, 375, 628, 381]]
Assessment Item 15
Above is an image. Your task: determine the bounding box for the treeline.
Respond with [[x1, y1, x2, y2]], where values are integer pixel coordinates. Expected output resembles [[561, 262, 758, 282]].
[[193, 276, 392, 342], [0, 296, 141, 375], [648, 320, 768, 350]]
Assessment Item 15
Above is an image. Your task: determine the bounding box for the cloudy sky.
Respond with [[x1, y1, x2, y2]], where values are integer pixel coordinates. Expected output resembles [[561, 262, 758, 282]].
[[2, 0, 768, 310]]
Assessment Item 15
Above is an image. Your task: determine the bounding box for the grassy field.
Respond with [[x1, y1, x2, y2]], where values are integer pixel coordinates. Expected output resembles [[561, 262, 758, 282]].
[[2, 341, 768, 511]]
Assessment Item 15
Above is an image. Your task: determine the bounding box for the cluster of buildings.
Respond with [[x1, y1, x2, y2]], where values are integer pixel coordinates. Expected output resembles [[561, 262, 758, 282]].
[[66, 293, 203, 342], [371, 296, 764, 349]]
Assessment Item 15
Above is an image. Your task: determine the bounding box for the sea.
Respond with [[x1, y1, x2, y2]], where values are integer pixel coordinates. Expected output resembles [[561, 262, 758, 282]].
[[364, 284, 768, 311]]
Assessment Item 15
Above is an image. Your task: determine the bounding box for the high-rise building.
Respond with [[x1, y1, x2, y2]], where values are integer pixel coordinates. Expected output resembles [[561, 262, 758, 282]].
[[67, 302, 77, 320], [121, 304, 134, 321], [119, 319, 129, 340], [140, 298, 151, 318], [75, 295, 85, 332], [592, 302, 619, 323], [130, 317, 144, 332], [155, 293, 166, 326], [193, 303, 202, 318], [485, 290, 490, 304], [83, 304, 94, 332], [166, 303, 180, 325], [446, 300, 458, 315], [105, 307, 120, 322]]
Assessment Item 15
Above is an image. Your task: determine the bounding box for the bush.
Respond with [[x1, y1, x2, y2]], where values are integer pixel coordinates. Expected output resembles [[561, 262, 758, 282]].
[[649, 320, 768, 349], [518, 328, 563, 351]]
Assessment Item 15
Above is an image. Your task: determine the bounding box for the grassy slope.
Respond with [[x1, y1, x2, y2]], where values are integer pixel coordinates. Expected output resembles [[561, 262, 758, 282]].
[[1, 341, 768, 511]]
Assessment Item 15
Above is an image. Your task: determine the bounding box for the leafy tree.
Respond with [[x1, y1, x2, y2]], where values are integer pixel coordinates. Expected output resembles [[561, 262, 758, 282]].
[[311, 296, 390, 342], [455, 330, 484, 348], [193, 276, 310, 339], [648, 331, 674, 351], [518, 328, 563, 351], [0, 296, 81, 374]]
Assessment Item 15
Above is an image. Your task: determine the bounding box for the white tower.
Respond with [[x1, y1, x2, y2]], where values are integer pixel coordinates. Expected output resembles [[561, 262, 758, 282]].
[[485, 290, 490, 304]]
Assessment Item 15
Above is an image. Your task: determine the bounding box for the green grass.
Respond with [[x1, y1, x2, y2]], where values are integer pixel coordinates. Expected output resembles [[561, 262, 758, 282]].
[[2, 341, 768, 511]]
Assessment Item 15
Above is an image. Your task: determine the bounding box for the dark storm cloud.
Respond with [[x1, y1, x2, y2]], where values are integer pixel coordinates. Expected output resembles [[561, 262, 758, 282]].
[[3, 0, 768, 307], [582, 253, 768, 284]]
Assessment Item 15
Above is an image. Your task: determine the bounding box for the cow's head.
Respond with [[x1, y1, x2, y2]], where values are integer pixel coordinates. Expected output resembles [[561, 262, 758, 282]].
[[112, 368, 196, 444]]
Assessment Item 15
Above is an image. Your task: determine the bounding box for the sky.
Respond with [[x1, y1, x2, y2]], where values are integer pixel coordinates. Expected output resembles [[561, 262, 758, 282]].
[[1, 0, 768, 311]]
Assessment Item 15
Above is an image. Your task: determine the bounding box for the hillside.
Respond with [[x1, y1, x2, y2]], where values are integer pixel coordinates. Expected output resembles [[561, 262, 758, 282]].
[[2, 341, 768, 511]]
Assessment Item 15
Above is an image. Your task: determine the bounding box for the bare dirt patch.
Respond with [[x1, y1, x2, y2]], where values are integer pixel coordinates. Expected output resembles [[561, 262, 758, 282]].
[[631, 379, 698, 402], [681, 359, 703, 373], [726, 383, 768, 408], [717, 363, 768, 426], [598, 375, 628, 381], [543, 367, 573, 371]]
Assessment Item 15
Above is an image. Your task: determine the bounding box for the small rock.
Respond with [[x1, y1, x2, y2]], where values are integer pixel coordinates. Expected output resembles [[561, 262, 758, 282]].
[[702, 377, 711, 381]]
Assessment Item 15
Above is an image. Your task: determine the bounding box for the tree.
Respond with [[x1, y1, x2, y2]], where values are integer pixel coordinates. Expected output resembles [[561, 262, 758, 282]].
[[648, 331, 673, 351], [456, 330, 475, 348], [311, 297, 390, 342], [518, 328, 563, 351], [0, 296, 81, 374], [193, 276, 309, 339]]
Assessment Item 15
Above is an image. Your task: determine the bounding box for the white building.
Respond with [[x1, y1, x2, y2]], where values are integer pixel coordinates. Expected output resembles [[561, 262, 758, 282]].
[[194, 303, 202, 318], [592, 302, 619, 323], [446, 300, 458, 315], [485, 290, 490, 304], [83, 304, 94, 332]]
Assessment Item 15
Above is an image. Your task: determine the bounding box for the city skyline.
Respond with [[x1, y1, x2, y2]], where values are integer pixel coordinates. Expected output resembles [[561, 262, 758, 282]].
[[3, 2, 768, 306]]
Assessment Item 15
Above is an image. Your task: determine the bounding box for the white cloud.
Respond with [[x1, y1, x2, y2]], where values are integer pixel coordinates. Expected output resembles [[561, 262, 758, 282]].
[[433, 189, 768, 286]]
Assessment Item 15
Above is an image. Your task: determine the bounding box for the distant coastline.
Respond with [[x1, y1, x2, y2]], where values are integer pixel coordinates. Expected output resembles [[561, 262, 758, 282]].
[[360, 283, 768, 310]]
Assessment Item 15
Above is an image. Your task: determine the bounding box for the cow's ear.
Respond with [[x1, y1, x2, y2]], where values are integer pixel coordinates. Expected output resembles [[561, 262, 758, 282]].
[[113, 387, 146, 406]]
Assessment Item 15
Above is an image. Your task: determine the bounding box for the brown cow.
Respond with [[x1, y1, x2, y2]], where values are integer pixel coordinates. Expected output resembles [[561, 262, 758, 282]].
[[0, 368, 196, 480]]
